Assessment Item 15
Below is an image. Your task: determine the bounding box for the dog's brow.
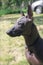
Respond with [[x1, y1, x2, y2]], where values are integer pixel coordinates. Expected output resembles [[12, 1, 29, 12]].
[[17, 16, 26, 22]]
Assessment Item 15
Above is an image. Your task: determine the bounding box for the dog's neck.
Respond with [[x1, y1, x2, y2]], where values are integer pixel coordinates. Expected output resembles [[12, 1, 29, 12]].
[[23, 23, 40, 47]]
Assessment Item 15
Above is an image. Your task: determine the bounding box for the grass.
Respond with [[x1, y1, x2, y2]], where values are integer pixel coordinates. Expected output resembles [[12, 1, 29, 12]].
[[0, 20, 29, 65], [0, 8, 27, 16], [34, 14, 43, 25], [0, 14, 43, 65]]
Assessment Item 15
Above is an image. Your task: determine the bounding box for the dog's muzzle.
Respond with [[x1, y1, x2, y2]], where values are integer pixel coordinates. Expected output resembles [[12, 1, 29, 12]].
[[6, 29, 23, 37]]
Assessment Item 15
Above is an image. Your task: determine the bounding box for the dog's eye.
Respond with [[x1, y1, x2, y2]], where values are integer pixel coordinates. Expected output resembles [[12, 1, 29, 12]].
[[21, 23, 24, 28], [18, 22, 24, 28], [21, 23, 24, 26], [18, 22, 21, 25], [18, 22, 24, 25]]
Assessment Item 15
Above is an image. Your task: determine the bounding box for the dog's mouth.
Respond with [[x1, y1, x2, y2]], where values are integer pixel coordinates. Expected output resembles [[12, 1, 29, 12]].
[[6, 30, 23, 37]]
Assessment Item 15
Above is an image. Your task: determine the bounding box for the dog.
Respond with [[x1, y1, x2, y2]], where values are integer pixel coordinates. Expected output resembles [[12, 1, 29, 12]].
[[6, 4, 43, 65]]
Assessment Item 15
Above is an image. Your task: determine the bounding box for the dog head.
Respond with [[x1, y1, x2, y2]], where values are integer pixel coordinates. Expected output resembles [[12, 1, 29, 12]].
[[6, 4, 33, 37]]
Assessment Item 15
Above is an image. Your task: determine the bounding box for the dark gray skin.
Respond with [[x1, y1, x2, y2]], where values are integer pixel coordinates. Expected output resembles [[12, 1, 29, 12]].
[[7, 16, 32, 37], [6, 5, 43, 65]]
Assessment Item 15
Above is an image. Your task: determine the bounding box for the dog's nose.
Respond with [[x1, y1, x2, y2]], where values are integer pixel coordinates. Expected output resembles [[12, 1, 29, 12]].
[[6, 31, 10, 35]]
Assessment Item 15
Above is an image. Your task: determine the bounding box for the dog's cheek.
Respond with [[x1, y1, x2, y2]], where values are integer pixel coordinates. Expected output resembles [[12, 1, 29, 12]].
[[16, 30, 23, 36]]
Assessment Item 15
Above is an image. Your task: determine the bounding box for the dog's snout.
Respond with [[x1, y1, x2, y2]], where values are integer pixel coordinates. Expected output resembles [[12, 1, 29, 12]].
[[6, 30, 11, 35], [6, 30, 14, 37]]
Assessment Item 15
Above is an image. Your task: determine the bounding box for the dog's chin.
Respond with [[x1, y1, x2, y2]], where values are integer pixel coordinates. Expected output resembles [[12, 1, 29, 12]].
[[7, 33, 21, 37], [6, 30, 22, 37]]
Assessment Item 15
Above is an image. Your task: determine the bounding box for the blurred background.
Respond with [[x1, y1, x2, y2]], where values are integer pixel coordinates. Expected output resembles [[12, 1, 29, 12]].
[[0, 0, 43, 65], [0, 0, 40, 16]]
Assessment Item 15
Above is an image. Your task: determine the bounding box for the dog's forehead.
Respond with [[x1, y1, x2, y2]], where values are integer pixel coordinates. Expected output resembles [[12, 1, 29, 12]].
[[17, 16, 27, 24], [17, 16, 32, 24]]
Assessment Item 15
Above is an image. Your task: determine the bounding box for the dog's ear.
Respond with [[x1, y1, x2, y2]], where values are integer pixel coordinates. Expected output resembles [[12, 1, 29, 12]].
[[21, 11, 25, 16], [27, 4, 33, 19]]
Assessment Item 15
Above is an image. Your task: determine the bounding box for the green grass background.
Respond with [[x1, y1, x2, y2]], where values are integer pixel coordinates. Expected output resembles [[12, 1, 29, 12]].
[[0, 14, 43, 65]]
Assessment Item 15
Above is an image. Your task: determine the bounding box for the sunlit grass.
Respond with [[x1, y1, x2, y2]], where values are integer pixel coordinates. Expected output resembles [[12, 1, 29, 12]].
[[0, 20, 29, 65], [33, 12, 43, 17]]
